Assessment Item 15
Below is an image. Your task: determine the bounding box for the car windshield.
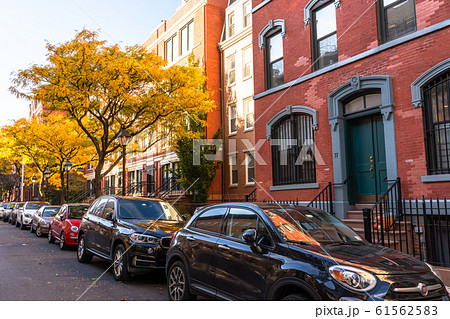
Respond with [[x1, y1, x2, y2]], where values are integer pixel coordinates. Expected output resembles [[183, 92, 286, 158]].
[[68, 205, 89, 219], [119, 200, 182, 221], [43, 207, 60, 217], [263, 208, 364, 246], [0, 203, 7, 208], [25, 202, 47, 210], [16, 203, 25, 208], [7, 203, 14, 209]]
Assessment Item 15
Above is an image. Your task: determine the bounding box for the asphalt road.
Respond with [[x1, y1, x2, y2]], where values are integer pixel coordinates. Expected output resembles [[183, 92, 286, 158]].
[[0, 221, 169, 301]]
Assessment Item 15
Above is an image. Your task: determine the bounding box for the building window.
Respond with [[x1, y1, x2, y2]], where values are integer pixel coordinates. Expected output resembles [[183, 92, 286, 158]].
[[180, 20, 194, 55], [344, 91, 382, 114], [271, 113, 316, 186], [228, 54, 236, 85], [423, 71, 450, 175], [165, 34, 178, 63], [230, 153, 238, 185], [242, 46, 252, 78], [266, 31, 284, 89], [312, 1, 338, 70], [228, 12, 235, 37], [378, 0, 416, 43], [246, 152, 255, 184], [244, 98, 254, 130], [229, 104, 237, 134], [243, 1, 251, 28]]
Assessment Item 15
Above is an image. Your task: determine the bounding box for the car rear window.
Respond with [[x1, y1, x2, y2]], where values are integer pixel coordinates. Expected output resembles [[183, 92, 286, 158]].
[[68, 205, 89, 219], [25, 202, 47, 210], [43, 207, 60, 217], [191, 207, 226, 233]]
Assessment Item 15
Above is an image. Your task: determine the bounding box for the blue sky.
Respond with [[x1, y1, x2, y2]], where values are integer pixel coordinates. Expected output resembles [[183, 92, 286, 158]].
[[0, 0, 181, 127]]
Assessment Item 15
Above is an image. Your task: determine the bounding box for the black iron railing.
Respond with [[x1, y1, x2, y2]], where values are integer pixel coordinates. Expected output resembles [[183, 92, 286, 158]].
[[245, 189, 257, 202], [307, 182, 334, 215]]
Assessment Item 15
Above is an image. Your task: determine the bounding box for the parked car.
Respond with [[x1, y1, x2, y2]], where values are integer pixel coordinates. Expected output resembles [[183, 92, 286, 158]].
[[17, 201, 50, 230], [77, 196, 185, 281], [9, 202, 25, 225], [30, 205, 61, 237], [48, 204, 89, 250], [166, 203, 448, 301], [0, 202, 8, 219], [2, 202, 14, 222]]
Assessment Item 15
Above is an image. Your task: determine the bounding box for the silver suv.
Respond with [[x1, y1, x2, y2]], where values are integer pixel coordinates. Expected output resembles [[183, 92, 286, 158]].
[[17, 201, 49, 230]]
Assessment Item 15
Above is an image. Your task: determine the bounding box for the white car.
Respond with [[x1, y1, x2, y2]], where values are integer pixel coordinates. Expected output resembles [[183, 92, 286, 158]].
[[17, 201, 50, 230], [0, 202, 7, 218]]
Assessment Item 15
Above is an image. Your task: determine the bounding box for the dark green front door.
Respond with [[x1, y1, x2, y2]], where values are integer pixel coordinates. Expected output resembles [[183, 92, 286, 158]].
[[347, 114, 387, 203]]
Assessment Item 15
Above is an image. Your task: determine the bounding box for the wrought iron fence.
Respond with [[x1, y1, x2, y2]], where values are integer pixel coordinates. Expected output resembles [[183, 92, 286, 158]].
[[307, 182, 334, 215]]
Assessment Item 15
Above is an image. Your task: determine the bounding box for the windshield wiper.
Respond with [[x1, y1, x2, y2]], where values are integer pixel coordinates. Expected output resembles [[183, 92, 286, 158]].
[[328, 241, 365, 246], [286, 239, 313, 246]]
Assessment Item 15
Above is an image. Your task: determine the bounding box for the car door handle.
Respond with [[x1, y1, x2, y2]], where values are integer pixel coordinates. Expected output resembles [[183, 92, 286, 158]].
[[187, 236, 195, 242], [218, 244, 230, 250]]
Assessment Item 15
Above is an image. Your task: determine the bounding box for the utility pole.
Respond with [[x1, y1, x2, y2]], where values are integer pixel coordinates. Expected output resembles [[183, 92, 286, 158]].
[[20, 163, 24, 201]]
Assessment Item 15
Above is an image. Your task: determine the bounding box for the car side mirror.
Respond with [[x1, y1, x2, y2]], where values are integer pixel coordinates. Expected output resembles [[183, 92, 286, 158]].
[[181, 215, 186, 221], [105, 212, 113, 220], [243, 229, 257, 243]]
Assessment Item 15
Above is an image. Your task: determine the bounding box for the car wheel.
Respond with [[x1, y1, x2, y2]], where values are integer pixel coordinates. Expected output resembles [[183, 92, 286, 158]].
[[112, 244, 131, 281], [19, 218, 26, 230], [167, 261, 196, 301], [77, 234, 93, 263], [48, 227, 55, 243], [36, 226, 42, 237], [281, 293, 310, 301], [59, 232, 67, 250]]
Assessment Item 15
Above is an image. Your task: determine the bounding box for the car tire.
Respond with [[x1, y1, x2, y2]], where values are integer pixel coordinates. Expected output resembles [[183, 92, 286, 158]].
[[48, 227, 55, 243], [281, 293, 310, 301], [20, 218, 26, 230], [15, 219, 20, 227], [112, 244, 131, 282], [77, 234, 93, 263], [30, 223, 35, 233], [167, 261, 197, 301], [59, 232, 67, 250], [36, 226, 42, 237]]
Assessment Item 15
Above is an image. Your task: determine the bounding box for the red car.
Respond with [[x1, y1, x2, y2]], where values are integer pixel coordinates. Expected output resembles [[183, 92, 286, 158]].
[[48, 204, 89, 250]]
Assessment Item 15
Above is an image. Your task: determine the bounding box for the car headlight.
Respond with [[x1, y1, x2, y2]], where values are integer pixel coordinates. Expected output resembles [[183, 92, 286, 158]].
[[70, 226, 79, 232], [130, 233, 159, 244], [425, 262, 443, 282], [329, 265, 377, 292]]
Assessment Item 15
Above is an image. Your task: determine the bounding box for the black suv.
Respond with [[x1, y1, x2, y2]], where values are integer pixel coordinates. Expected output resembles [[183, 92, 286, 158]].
[[77, 196, 185, 281], [166, 203, 448, 301]]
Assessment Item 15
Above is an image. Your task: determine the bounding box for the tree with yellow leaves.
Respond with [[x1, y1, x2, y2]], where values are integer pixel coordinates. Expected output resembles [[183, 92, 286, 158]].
[[11, 30, 215, 197], [0, 114, 94, 203]]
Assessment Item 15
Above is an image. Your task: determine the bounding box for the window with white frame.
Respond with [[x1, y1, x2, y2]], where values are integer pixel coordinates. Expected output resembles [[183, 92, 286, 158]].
[[228, 54, 236, 85], [230, 153, 238, 185], [242, 46, 252, 78], [244, 98, 254, 130], [228, 12, 236, 37], [229, 104, 237, 134], [165, 34, 178, 63], [180, 20, 194, 55], [312, 1, 338, 70], [246, 152, 255, 184], [243, 1, 251, 28]]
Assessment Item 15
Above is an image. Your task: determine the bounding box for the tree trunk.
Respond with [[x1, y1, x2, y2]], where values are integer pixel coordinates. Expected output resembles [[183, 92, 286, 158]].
[[93, 157, 105, 198]]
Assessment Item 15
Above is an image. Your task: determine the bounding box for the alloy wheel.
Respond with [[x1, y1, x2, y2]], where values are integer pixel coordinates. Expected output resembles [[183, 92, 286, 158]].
[[78, 238, 84, 259], [36, 226, 41, 237], [168, 266, 185, 301], [113, 250, 124, 277]]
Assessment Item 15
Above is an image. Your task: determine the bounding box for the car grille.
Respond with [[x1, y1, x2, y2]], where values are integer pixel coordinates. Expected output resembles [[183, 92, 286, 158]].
[[160, 236, 172, 249]]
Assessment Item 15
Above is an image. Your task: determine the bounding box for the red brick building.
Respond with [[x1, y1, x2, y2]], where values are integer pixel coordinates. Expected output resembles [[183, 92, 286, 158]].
[[86, 0, 228, 201], [251, 0, 450, 217]]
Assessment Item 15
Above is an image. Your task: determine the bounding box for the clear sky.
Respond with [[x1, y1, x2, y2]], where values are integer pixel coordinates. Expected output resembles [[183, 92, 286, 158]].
[[0, 0, 182, 127]]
